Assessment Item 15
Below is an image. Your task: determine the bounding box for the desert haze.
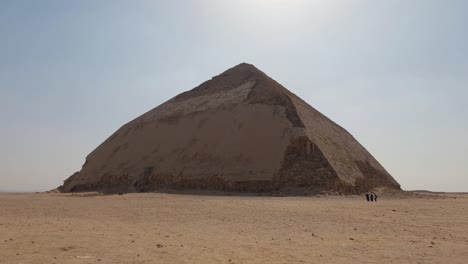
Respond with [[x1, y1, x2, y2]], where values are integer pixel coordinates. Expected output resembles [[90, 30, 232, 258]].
[[1, 191, 467, 264], [2, 1, 468, 264]]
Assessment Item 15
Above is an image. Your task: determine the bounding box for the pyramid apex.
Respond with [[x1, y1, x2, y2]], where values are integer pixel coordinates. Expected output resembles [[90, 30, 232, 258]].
[[219, 62, 266, 78], [227, 62, 261, 71], [235, 62, 256, 68]]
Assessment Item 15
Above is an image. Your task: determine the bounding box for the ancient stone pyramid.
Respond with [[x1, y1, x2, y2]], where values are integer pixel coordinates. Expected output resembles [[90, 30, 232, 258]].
[[60, 63, 400, 194]]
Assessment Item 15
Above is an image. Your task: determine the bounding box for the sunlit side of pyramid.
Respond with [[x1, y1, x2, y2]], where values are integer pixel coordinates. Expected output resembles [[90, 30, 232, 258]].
[[60, 63, 400, 193]]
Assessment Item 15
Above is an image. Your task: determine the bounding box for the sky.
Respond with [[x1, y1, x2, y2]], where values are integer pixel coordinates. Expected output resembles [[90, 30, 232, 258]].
[[1, 0, 467, 192]]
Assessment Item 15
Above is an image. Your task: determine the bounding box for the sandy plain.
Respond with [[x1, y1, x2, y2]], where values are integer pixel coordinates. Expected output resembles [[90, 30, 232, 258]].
[[0, 192, 467, 264]]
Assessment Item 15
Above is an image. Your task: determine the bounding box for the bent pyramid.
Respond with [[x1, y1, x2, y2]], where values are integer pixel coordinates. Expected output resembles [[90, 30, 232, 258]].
[[60, 63, 400, 193]]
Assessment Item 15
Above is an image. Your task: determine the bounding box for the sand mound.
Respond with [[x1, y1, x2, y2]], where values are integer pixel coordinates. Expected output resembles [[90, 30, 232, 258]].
[[60, 63, 400, 194]]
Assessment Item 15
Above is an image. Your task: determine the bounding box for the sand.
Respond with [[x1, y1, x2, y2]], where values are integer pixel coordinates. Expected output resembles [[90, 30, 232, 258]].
[[1, 192, 467, 264]]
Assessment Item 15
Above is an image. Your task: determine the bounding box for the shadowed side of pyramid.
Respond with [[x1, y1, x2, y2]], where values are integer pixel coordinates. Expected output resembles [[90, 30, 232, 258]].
[[60, 63, 400, 194]]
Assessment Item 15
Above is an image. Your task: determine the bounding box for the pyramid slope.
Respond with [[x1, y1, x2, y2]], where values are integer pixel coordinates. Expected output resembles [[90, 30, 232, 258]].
[[60, 63, 400, 193]]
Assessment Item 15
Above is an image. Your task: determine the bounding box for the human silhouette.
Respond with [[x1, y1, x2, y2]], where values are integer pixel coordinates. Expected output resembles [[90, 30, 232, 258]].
[[370, 193, 374, 202], [365, 193, 370, 202]]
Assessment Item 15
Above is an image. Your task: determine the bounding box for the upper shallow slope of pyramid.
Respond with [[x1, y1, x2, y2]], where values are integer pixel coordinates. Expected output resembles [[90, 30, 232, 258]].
[[171, 63, 285, 102], [135, 63, 306, 128], [171, 63, 264, 102]]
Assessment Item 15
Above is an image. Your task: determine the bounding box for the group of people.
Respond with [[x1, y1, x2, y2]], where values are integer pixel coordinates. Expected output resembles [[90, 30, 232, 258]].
[[365, 192, 378, 202]]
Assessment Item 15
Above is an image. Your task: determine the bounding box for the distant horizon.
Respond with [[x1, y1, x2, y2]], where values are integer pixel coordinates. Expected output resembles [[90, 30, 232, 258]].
[[1, 189, 468, 194]]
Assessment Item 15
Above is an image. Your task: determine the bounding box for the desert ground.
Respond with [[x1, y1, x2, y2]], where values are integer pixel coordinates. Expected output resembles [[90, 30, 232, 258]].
[[0, 192, 467, 264]]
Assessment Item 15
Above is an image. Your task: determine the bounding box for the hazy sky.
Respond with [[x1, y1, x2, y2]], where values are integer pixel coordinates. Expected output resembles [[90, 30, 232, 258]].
[[1, 0, 467, 192]]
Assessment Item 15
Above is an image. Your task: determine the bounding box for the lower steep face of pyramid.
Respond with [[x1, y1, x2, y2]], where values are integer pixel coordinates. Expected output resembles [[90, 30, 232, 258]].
[[61, 103, 301, 193], [61, 133, 400, 194], [59, 108, 400, 194]]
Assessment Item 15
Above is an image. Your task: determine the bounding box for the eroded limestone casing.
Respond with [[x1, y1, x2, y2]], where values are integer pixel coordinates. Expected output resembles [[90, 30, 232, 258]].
[[60, 63, 400, 193]]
